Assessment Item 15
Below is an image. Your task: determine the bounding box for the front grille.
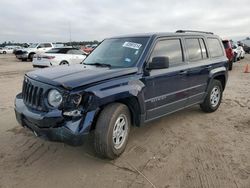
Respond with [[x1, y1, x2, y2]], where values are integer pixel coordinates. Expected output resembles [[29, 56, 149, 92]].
[[22, 77, 46, 111], [15, 50, 25, 55]]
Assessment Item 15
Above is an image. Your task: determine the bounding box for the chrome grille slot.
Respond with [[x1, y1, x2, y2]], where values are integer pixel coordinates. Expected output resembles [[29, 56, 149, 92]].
[[22, 77, 46, 111]]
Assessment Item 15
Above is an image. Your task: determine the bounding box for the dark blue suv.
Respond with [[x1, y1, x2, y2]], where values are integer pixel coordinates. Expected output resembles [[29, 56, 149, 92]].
[[15, 30, 228, 159]]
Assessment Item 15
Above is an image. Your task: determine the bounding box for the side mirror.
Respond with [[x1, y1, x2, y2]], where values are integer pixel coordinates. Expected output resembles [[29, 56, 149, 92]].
[[37, 46, 41, 49], [148, 56, 169, 70]]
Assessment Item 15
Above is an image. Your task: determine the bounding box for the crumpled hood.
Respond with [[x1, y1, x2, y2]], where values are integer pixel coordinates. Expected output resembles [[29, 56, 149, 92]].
[[26, 64, 138, 90]]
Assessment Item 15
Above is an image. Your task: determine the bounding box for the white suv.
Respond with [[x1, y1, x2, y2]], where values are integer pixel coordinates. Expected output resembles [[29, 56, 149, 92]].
[[15, 43, 54, 61]]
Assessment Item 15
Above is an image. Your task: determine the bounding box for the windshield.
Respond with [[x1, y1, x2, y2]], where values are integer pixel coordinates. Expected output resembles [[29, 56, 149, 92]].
[[83, 37, 149, 68], [29, 43, 38, 48]]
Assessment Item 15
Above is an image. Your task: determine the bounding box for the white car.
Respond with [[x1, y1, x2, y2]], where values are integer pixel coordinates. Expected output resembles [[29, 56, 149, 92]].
[[15, 43, 54, 61], [32, 47, 87, 68], [0, 46, 21, 54], [232, 43, 245, 61], [238, 45, 245, 59]]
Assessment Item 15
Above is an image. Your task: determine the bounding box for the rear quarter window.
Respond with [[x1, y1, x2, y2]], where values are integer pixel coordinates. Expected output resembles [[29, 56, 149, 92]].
[[207, 38, 224, 58]]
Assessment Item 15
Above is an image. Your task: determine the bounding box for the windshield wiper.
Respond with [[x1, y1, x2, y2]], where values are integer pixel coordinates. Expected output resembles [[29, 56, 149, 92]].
[[83, 62, 111, 68]]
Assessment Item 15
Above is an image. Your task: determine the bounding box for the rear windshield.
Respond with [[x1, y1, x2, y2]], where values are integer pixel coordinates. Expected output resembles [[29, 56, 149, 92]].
[[46, 48, 73, 54]]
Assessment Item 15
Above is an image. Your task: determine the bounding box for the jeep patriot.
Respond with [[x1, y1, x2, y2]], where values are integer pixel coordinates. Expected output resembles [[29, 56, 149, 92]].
[[15, 30, 228, 159]]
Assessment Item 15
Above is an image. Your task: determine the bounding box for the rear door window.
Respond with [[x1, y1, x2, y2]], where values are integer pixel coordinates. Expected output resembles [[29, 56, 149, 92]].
[[207, 38, 224, 58], [185, 39, 202, 62]]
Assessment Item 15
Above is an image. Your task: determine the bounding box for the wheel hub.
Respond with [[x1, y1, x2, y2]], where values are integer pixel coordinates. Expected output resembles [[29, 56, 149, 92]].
[[210, 86, 221, 107], [113, 114, 128, 150]]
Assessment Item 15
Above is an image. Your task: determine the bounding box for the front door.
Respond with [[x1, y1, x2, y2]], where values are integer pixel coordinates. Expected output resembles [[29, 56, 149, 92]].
[[143, 38, 190, 121]]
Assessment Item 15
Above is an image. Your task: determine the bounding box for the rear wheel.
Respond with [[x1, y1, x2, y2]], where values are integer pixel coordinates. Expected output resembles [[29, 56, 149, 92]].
[[200, 80, 223, 113], [94, 103, 131, 159], [3, 51, 6, 54], [59, 61, 69, 65]]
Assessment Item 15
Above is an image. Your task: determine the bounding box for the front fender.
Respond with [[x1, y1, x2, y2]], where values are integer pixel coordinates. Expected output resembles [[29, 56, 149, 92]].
[[85, 75, 146, 114]]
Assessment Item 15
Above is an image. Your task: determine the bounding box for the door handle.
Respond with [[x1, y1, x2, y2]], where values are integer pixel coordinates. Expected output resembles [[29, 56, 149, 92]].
[[179, 70, 188, 75], [206, 65, 212, 69]]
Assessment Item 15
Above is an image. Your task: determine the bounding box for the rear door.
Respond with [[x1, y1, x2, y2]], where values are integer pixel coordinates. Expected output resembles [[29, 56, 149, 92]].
[[71, 49, 86, 64], [67, 49, 79, 64], [143, 37, 190, 121], [183, 37, 210, 105]]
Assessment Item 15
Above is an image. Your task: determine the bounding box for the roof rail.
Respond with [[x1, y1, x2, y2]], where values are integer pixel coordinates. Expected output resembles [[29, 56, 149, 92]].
[[176, 30, 214, 35]]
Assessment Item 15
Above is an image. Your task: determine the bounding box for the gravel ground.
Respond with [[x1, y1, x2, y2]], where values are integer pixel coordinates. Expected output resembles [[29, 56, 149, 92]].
[[0, 54, 250, 188]]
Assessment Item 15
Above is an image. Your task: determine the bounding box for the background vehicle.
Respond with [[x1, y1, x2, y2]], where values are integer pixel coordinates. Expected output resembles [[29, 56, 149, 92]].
[[15, 43, 54, 61], [82, 44, 98, 54], [232, 43, 239, 61], [222, 40, 234, 70], [0, 46, 21, 54], [240, 38, 250, 53], [15, 31, 228, 159], [237, 43, 245, 59], [32, 47, 87, 68]]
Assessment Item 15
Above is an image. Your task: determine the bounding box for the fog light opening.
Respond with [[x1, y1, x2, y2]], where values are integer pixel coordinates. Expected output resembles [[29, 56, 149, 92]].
[[63, 110, 82, 117]]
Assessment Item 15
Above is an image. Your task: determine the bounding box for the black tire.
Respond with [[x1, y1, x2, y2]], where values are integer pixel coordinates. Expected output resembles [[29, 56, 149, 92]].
[[21, 59, 27, 62], [3, 51, 6, 54], [228, 60, 233, 71], [94, 103, 131, 159], [59, 61, 69, 65], [233, 53, 237, 62], [200, 80, 223, 113], [28, 53, 35, 61]]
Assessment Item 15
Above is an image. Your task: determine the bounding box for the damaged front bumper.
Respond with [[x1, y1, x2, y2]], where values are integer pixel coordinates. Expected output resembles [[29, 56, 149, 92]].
[[14, 93, 97, 146]]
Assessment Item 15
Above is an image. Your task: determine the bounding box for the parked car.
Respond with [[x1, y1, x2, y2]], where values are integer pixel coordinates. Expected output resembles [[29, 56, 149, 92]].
[[237, 43, 245, 59], [0, 46, 17, 54], [82, 44, 98, 54], [222, 40, 234, 70], [15, 30, 228, 159], [15, 43, 54, 61], [231, 43, 245, 62], [32, 47, 87, 68], [240, 39, 250, 54]]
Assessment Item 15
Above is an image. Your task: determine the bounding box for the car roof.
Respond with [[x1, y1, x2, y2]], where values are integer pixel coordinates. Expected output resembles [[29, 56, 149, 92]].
[[108, 32, 219, 39]]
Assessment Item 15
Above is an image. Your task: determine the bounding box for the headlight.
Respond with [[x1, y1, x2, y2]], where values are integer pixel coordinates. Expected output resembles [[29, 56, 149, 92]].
[[69, 94, 82, 106], [65, 94, 82, 109], [48, 89, 63, 108]]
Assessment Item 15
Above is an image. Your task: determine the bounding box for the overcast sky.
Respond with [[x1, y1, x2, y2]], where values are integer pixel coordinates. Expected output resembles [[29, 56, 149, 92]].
[[0, 0, 250, 43]]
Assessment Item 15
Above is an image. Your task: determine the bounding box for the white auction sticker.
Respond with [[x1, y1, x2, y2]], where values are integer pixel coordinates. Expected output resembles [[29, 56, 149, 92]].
[[122, 42, 142, 50]]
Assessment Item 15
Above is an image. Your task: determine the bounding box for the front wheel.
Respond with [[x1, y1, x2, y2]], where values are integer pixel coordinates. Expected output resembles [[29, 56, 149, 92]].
[[200, 80, 223, 113], [28, 53, 35, 61], [94, 103, 131, 159]]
